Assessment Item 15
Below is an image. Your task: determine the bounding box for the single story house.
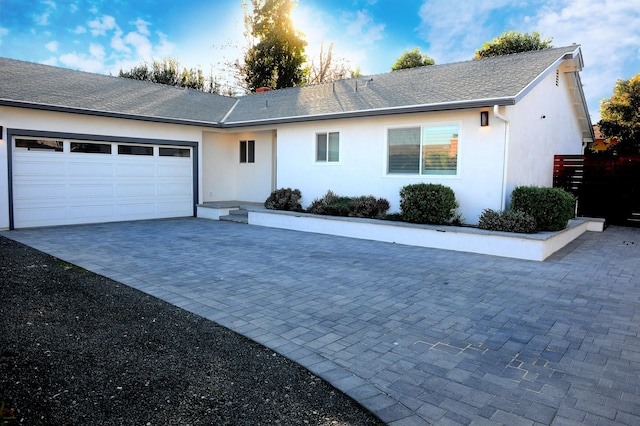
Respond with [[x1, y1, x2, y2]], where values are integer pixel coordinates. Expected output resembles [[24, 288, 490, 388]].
[[0, 45, 593, 229]]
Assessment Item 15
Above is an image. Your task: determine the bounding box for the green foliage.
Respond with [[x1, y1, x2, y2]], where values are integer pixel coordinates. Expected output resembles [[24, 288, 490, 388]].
[[241, 0, 307, 91], [350, 195, 391, 218], [119, 58, 215, 93], [307, 191, 390, 218], [391, 47, 435, 71], [264, 187, 302, 211], [598, 73, 640, 154], [473, 31, 553, 59], [510, 186, 575, 231], [478, 209, 538, 234], [399, 183, 459, 225]]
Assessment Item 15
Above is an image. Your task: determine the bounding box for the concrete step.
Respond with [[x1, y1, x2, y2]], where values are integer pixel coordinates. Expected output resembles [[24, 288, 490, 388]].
[[219, 209, 248, 224]]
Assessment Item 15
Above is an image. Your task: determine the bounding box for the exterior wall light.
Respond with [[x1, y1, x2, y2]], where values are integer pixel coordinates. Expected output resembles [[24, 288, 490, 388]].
[[480, 111, 489, 127]]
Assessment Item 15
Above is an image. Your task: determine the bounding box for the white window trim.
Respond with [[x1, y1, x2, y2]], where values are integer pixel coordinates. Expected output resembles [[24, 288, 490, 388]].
[[383, 121, 462, 178], [314, 130, 341, 165]]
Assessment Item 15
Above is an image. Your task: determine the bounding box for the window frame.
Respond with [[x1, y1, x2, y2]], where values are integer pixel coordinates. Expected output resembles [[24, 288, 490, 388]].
[[386, 122, 460, 177], [239, 140, 255, 164], [315, 131, 340, 163]]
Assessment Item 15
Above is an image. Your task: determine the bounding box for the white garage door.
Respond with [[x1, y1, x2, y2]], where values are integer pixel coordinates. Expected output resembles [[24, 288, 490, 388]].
[[12, 137, 194, 228]]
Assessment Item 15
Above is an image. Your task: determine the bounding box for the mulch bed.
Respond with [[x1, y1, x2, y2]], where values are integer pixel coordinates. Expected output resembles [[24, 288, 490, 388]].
[[0, 236, 384, 425]]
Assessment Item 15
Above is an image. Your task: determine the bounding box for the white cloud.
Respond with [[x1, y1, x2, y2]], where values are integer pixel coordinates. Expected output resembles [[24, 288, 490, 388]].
[[88, 15, 117, 36], [123, 31, 153, 59], [417, 0, 513, 63], [133, 18, 150, 36], [344, 10, 385, 44], [72, 25, 86, 34], [0, 27, 8, 45], [70, 3, 78, 13], [41, 56, 58, 66], [45, 40, 58, 52], [34, 12, 50, 26], [42, 0, 56, 9], [59, 51, 106, 73]]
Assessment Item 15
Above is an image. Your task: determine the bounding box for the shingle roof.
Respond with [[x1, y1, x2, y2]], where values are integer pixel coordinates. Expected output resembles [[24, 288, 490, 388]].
[[226, 46, 583, 126], [0, 46, 583, 128], [0, 57, 237, 125]]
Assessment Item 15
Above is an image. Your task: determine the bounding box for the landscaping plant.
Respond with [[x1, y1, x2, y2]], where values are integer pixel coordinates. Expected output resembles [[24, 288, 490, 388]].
[[510, 186, 575, 231], [264, 188, 303, 211], [307, 190, 390, 218], [478, 209, 538, 233], [399, 183, 459, 225]]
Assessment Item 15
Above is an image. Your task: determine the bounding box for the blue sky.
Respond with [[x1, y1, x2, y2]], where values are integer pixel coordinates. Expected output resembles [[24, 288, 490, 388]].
[[1, 0, 638, 121]]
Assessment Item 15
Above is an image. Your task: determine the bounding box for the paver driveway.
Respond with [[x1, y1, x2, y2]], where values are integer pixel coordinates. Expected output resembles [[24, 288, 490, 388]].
[[3, 218, 640, 425]]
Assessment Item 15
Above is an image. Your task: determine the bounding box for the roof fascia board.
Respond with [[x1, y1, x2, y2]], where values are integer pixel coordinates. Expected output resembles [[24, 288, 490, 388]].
[[221, 97, 516, 128], [514, 47, 582, 104], [0, 99, 224, 129]]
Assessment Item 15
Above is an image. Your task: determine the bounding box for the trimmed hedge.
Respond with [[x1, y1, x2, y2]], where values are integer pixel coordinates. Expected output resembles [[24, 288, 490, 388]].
[[264, 188, 303, 211], [478, 209, 537, 233], [510, 186, 575, 231], [307, 190, 390, 218], [399, 183, 459, 225]]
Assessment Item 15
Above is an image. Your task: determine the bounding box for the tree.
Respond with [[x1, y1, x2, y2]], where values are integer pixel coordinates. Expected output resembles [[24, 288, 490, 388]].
[[598, 73, 640, 154], [473, 31, 553, 59], [391, 48, 435, 71], [307, 40, 356, 84], [240, 0, 307, 91], [119, 58, 214, 93]]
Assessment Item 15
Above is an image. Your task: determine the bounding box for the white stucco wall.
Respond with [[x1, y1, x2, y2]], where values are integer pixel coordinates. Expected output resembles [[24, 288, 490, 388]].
[[0, 106, 206, 229], [503, 68, 586, 206], [275, 110, 507, 224], [202, 129, 274, 203]]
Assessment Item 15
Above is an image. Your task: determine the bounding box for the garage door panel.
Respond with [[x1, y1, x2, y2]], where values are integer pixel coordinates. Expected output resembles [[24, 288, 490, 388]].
[[13, 160, 66, 176], [69, 184, 114, 198], [14, 206, 68, 227], [116, 163, 155, 177], [159, 183, 192, 196], [13, 140, 193, 228], [68, 204, 116, 220], [69, 162, 114, 177], [158, 163, 192, 177], [14, 183, 67, 199], [158, 201, 193, 215]]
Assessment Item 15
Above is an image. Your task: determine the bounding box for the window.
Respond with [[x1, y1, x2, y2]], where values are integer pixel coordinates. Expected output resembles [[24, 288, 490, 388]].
[[240, 140, 255, 163], [118, 145, 153, 156], [388, 125, 458, 175], [71, 142, 112, 154], [316, 132, 339, 162], [15, 138, 63, 152], [159, 147, 190, 157]]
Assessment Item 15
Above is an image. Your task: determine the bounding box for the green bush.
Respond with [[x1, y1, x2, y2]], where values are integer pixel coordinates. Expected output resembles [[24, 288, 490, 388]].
[[478, 209, 538, 233], [307, 191, 390, 218], [510, 186, 575, 231], [399, 183, 459, 224], [264, 188, 302, 211], [350, 195, 391, 218]]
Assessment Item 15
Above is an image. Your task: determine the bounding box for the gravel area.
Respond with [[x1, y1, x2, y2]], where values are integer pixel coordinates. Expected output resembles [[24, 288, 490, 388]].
[[0, 236, 384, 425]]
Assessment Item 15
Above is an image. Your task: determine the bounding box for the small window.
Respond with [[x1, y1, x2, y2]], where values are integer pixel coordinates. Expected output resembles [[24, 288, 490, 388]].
[[316, 132, 339, 162], [15, 138, 63, 152], [71, 142, 112, 154], [118, 145, 153, 156], [240, 140, 255, 163], [159, 147, 190, 157]]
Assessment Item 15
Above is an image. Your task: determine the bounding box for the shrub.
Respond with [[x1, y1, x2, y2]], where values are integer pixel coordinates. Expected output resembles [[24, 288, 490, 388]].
[[478, 209, 538, 233], [307, 191, 391, 218], [350, 195, 391, 218], [399, 183, 459, 225], [510, 186, 575, 231], [264, 188, 302, 211], [307, 190, 341, 215]]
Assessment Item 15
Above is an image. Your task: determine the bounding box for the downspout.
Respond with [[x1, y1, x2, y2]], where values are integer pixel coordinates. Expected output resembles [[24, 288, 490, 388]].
[[493, 105, 510, 210]]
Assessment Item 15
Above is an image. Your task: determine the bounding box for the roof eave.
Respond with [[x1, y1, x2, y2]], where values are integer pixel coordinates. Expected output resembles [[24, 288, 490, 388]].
[[0, 98, 224, 128], [220, 97, 516, 128]]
